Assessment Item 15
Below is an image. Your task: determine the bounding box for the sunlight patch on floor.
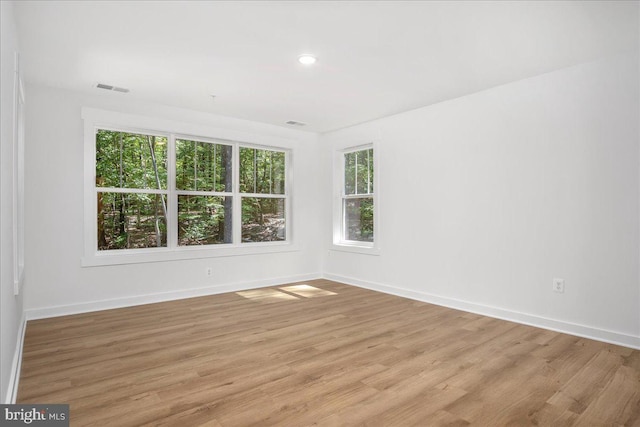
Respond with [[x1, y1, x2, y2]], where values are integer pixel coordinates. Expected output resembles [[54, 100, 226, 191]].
[[279, 284, 337, 298], [236, 289, 299, 302]]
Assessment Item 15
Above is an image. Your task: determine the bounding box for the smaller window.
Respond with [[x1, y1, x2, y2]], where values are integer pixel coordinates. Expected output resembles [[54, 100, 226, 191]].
[[342, 147, 374, 244]]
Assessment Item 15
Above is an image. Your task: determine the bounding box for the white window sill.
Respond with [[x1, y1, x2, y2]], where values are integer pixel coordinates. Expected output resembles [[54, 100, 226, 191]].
[[330, 242, 380, 256], [82, 241, 299, 267]]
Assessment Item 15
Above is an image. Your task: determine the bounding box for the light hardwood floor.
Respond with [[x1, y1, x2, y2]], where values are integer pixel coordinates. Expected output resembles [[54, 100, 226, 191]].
[[18, 279, 640, 426]]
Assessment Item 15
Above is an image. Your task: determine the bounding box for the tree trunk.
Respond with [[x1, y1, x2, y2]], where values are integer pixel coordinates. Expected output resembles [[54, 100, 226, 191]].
[[116, 133, 126, 244], [257, 199, 264, 225], [154, 194, 161, 247], [96, 177, 107, 248], [118, 194, 126, 237], [221, 145, 233, 243], [193, 140, 198, 190], [147, 136, 167, 246]]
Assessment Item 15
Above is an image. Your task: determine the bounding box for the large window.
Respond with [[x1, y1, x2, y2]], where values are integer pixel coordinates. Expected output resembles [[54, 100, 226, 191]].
[[89, 123, 289, 262], [334, 144, 377, 252]]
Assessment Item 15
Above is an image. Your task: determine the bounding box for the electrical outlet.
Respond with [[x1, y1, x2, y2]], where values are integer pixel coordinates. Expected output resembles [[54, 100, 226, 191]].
[[553, 278, 564, 293], [206, 267, 212, 277]]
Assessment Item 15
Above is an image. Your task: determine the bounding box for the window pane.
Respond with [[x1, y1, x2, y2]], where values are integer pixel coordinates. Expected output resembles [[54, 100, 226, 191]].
[[344, 148, 373, 195], [178, 195, 232, 245], [242, 197, 285, 242], [96, 130, 167, 190], [176, 139, 232, 192], [97, 192, 167, 250], [344, 197, 374, 242], [344, 151, 356, 195], [240, 148, 285, 194]]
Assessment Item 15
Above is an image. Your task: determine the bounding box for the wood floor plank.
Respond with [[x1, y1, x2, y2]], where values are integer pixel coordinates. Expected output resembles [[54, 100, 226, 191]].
[[574, 364, 640, 425], [17, 280, 640, 426]]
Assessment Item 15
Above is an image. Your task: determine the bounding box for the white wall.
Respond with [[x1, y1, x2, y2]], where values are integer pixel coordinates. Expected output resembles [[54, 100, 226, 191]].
[[1, 0, 25, 403], [23, 85, 323, 316], [322, 53, 640, 347]]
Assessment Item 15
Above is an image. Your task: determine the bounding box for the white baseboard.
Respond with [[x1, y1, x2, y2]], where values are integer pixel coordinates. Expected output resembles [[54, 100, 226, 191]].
[[5, 312, 27, 404], [323, 272, 640, 350], [26, 272, 322, 321]]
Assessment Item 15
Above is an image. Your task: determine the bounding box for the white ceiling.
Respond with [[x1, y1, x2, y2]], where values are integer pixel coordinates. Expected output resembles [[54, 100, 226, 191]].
[[13, 1, 639, 133]]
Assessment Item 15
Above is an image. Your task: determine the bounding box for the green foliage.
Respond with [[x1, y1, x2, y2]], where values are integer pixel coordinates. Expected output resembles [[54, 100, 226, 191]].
[[176, 139, 232, 192], [344, 148, 374, 242], [96, 130, 287, 249], [96, 130, 167, 189], [344, 197, 374, 242], [241, 198, 285, 242], [240, 148, 285, 194], [178, 195, 230, 245], [238, 147, 287, 242], [96, 130, 168, 250], [98, 192, 167, 250], [345, 148, 373, 195]]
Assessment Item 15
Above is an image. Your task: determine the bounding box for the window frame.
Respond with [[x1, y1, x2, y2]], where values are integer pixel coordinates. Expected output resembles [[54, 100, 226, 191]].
[[332, 141, 380, 255], [82, 108, 295, 266]]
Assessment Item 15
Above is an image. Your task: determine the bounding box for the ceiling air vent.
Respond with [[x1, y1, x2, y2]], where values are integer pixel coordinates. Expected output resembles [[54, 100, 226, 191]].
[[96, 83, 130, 93], [285, 120, 306, 127]]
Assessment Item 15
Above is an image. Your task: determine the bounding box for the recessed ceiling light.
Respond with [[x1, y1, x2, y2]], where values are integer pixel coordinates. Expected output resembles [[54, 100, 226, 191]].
[[298, 54, 317, 65]]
